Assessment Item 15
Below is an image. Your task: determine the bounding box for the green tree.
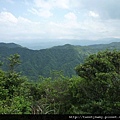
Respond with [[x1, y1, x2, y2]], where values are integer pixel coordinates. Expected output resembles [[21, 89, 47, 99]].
[[30, 72, 71, 114], [8, 54, 21, 72], [73, 50, 120, 114], [0, 54, 31, 114]]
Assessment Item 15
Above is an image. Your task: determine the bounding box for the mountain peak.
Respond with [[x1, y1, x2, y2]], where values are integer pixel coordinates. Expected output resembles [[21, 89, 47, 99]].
[[51, 44, 74, 50], [0, 42, 23, 48]]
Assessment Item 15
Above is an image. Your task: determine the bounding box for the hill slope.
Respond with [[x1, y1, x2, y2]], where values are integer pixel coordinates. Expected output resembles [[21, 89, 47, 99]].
[[0, 42, 23, 48], [0, 42, 120, 80]]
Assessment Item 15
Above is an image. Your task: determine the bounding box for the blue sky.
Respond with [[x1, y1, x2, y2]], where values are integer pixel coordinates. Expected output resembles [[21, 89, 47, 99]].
[[0, 0, 120, 44]]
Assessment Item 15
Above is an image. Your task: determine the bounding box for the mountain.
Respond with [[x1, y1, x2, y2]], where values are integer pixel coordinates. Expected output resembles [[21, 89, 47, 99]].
[[17, 38, 120, 50], [0, 42, 120, 80], [0, 42, 23, 48]]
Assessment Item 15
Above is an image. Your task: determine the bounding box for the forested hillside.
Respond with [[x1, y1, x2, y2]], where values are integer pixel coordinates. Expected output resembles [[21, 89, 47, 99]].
[[0, 42, 23, 48], [0, 50, 120, 115], [0, 42, 120, 80]]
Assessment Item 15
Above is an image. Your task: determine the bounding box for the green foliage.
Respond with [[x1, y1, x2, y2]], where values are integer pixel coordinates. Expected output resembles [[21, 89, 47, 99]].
[[74, 50, 120, 114], [8, 54, 21, 72], [30, 71, 71, 114], [0, 96, 31, 114], [0, 54, 31, 114], [0, 50, 120, 114]]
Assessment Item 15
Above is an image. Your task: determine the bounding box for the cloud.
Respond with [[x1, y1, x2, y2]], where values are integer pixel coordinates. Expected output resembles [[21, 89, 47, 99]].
[[88, 11, 99, 18], [1, 10, 120, 41], [64, 12, 77, 21], [29, 0, 54, 18], [0, 11, 45, 40], [28, 0, 71, 18], [33, 0, 52, 10], [1, 0, 120, 42], [0, 11, 17, 23], [53, 0, 70, 9], [79, 0, 120, 19], [33, 0, 70, 9], [28, 8, 53, 18], [0, 11, 80, 40]]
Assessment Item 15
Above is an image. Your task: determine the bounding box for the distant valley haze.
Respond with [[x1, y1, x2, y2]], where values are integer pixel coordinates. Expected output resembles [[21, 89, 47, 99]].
[[1, 38, 120, 50], [17, 38, 120, 50]]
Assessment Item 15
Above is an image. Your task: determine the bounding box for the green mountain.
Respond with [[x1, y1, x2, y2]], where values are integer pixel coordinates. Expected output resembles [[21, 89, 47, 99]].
[[0, 42, 23, 48], [0, 42, 120, 80]]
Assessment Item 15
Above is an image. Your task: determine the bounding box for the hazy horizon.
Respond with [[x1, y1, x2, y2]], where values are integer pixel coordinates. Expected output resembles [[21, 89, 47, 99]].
[[0, 37, 120, 50]]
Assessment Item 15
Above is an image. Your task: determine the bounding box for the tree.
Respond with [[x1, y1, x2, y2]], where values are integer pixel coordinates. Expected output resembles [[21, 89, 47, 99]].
[[0, 54, 31, 114], [73, 50, 120, 114], [30, 72, 71, 114], [8, 54, 21, 72]]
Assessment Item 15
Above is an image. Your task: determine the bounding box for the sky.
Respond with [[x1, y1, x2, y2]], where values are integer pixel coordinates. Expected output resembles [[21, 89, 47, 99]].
[[0, 0, 120, 45]]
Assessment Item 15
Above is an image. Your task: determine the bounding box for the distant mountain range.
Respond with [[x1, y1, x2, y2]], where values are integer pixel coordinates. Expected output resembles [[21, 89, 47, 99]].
[[14, 38, 120, 50], [0, 42, 120, 80]]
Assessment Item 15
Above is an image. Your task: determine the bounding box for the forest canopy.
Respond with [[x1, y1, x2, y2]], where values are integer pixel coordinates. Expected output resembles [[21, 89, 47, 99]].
[[0, 50, 120, 114]]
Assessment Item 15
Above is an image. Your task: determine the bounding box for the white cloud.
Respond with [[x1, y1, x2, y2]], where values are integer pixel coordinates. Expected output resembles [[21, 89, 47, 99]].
[[0, 11, 18, 24], [64, 12, 77, 21], [1, 4, 120, 42], [33, 0, 70, 10], [29, 0, 55, 18], [89, 11, 99, 18], [28, 8, 53, 18], [0, 11, 45, 40], [54, 0, 69, 9], [34, 0, 52, 10], [78, 0, 120, 20], [37, 9, 53, 18], [29, 0, 71, 18]]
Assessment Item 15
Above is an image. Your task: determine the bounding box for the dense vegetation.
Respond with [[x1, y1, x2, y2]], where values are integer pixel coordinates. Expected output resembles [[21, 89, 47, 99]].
[[0, 42, 120, 80], [0, 50, 120, 114]]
